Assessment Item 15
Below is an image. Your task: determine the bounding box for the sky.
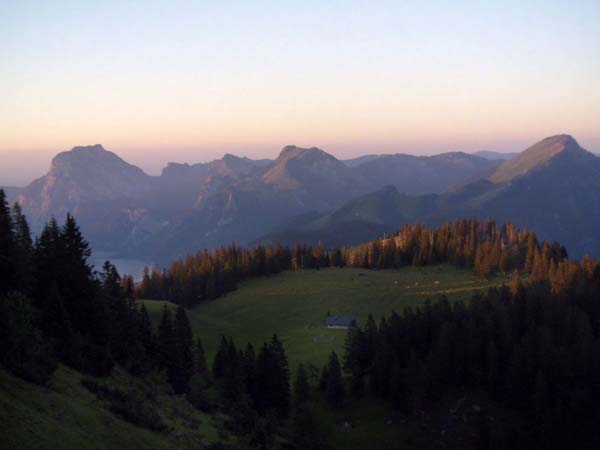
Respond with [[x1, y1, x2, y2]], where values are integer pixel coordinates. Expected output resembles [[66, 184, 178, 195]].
[[1, 0, 599, 185]]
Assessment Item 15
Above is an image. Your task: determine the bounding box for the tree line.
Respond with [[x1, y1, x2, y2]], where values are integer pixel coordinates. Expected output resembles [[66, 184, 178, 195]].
[[138, 218, 568, 306]]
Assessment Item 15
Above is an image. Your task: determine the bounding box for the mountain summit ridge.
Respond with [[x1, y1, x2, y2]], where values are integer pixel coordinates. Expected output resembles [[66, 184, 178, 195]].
[[489, 134, 586, 183]]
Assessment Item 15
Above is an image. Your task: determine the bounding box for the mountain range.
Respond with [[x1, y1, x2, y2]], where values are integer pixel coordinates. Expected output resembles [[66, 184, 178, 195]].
[[6, 135, 598, 266], [261, 135, 600, 258]]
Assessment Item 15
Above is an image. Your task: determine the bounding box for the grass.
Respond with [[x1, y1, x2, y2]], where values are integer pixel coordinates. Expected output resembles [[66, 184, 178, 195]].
[[0, 365, 221, 450], [143, 264, 505, 369]]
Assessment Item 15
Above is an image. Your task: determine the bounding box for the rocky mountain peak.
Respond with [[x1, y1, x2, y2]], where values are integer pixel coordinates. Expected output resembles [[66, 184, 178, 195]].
[[489, 134, 587, 183]]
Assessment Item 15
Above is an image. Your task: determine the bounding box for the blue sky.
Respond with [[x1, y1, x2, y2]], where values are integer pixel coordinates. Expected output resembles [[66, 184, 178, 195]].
[[1, 0, 599, 184]]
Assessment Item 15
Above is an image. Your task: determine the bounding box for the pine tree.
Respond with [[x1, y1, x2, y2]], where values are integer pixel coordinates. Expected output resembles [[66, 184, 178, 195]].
[[156, 305, 176, 385], [59, 214, 96, 333], [294, 363, 310, 405], [242, 343, 258, 406], [269, 334, 291, 417], [0, 190, 15, 296], [213, 335, 229, 379], [121, 274, 135, 299], [139, 267, 152, 298], [318, 365, 329, 391], [173, 306, 194, 394], [326, 352, 344, 408], [389, 358, 403, 410], [222, 339, 243, 402], [137, 303, 155, 368], [195, 336, 208, 376], [350, 366, 364, 399], [363, 314, 378, 370], [11, 202, 33, 294], [42, 282, 72, 354], [34, 218, 62, 307]]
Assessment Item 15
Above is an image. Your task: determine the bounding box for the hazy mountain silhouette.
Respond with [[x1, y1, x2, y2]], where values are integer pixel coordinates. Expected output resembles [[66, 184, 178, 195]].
[[262, 135, 600, 257], [474, 150, 518, 161], [352, 152, 499, 195], [13, 135, 597, 262]]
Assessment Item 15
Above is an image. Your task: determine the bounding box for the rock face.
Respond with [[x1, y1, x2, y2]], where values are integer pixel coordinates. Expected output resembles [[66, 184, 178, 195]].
[[259, 146, 368, 208], [18, 145, 153, 219]]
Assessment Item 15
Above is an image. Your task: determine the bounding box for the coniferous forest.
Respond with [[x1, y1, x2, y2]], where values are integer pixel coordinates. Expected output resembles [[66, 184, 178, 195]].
[[3, 186, 600, 449], [137, 218, 569, 306]]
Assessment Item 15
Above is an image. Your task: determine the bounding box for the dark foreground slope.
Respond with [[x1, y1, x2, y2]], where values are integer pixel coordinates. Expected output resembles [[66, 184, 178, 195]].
[[0, 366, 218, 450]]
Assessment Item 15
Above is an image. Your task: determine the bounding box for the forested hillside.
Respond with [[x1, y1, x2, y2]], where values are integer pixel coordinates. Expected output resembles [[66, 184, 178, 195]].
[[137, 218, 567, 307]]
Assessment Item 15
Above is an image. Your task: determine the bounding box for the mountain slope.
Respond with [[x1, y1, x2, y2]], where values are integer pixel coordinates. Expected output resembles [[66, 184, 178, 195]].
[[16, 146, 278, 261], [18, 144, 153, 220], [263, 135, 600, 257], [259, 145, 368, 207], [142, 147, 371, 261], [442, 136, 600, 255], [0, 366, 217, 450], [259, 186, 437, 247], [351, 152, 499, 195], [488, 134, 580, 183]]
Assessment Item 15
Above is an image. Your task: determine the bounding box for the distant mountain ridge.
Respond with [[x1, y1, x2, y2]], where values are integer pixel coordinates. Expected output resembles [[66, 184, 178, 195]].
[[10, 134, 599, 264], [261, 135, 600, 258], [488, 134, 581, 183], [473, 150, 518, 161], [353, 152, 499, 195]]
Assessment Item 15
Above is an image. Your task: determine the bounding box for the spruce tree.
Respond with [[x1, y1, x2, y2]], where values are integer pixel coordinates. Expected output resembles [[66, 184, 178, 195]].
[[212, 335, 229, 379], [195, 336, 208, 376], [294, 363, 310, 405], [121, 274, 135, 299], [11, 203, 33, 294], [0, 190, 15, 296], [173, 306, 194, 394], [42, 282, 72, 357], [59, 214, 95, 332], [318, 365, 329, 391], [326, 352, 344, 408], [156, 305, 176, 386], [34, 218, 62, 307], [139, 267, 152, 298], [269, 334, 291, 417], [350, 366, 364, 399], [137, 303, 155, 368], [243, 343, 257, 405]]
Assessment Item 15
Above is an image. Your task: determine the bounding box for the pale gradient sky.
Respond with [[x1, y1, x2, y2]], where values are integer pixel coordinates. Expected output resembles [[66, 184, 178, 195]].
[[1, 0, 599, 185]]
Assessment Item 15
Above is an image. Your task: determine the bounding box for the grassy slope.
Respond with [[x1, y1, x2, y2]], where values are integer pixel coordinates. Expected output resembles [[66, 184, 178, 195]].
[[143, 265, 504, 370], [0, 365, 220, 450]]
